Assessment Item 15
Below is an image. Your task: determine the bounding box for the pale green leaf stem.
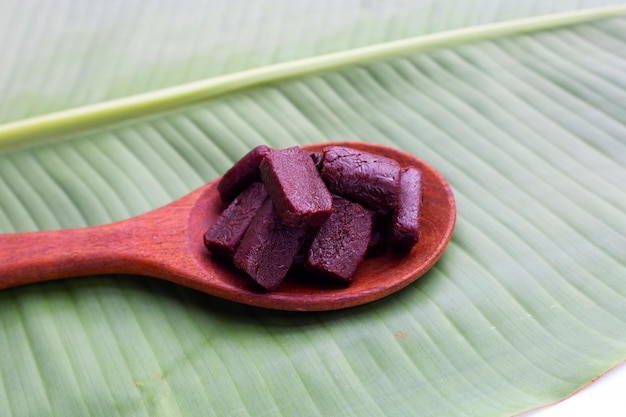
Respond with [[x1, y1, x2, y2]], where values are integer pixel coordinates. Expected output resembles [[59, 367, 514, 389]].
[[0, 6, 624, 152]]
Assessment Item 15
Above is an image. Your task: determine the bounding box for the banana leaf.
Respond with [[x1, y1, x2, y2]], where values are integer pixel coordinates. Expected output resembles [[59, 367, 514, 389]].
[[1, 2, 626, 416]]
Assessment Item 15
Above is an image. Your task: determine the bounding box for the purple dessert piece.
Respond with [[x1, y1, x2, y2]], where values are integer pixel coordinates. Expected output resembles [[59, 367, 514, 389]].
[[233, 199, 308, 291], [305, 196, 373, 282], [260, 146, 333, 227], [204, 182, 268, 259], [218, 145, 272, 202], [390, 166, 423, 252], [292, 227, 319, 269], [366, 212, 390, 258], [321, 146, 401, 212]]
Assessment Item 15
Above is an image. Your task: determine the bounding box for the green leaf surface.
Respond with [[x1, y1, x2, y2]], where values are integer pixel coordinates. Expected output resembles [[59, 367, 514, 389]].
[[2, 0, 623, 124], [1, 2, 626, 417]]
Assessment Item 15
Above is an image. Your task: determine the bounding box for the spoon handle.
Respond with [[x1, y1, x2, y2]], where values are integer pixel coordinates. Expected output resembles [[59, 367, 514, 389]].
[[0, 220, 142, 289]]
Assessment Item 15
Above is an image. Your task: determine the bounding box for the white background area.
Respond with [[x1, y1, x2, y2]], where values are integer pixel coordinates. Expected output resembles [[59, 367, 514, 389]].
[[521, 361, 626, 417]]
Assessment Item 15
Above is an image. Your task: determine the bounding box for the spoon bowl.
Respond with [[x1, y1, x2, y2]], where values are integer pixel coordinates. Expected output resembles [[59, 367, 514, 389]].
[[0, 141, 455, 311]]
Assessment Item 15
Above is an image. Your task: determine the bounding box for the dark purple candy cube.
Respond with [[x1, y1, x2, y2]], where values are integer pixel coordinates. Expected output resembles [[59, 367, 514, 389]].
[[218, 145, 272, 202], [260, 146, 333, 227], [390, 166, 423, 252], [204, 182, 268, 259], [321, 146, 401, 212], [233, 199, 308, 291], [306, 196, 373, 282]]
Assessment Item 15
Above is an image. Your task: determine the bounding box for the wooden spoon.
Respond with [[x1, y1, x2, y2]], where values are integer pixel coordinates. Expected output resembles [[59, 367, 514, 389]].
[[0, 142, 455, 311]]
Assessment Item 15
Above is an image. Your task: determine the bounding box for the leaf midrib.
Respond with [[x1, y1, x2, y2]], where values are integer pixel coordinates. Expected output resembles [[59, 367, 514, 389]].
[[0, 5, 624, 152]]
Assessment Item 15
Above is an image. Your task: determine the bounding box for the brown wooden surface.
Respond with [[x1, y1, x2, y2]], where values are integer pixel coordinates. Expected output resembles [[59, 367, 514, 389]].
[[0, 142, 456, 311]]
